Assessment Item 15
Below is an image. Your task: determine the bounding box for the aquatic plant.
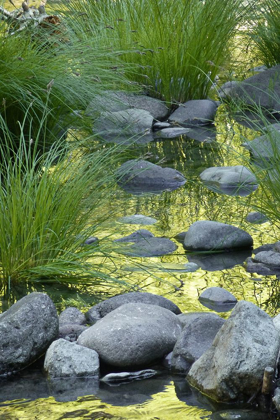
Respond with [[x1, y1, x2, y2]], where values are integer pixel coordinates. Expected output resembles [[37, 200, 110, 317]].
[[0, 113, 131, 291], [65, 0, 255, 104]]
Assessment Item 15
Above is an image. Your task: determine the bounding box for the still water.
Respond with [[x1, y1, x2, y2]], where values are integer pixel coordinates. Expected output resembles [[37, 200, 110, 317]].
[[0, 104, 279, 419]]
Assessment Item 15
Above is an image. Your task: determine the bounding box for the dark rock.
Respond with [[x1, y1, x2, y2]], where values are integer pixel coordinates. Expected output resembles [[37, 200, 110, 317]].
[[187, 301, 280, 402], [44, 338, 99, 378], [171, 313, 225, 373], [254, 243, 276, 254], [78, 303, 182, 367], [83, 236, 98, 245], [183, 221, 253, 251], [0, 292, 58, 375], [174, 231, 187, 243], [217, 80, 240, 100], [116, 159, 186, 194], [86, 291, 181, 324], [59, 307, 87, 326], [169, 100, 218, 127]]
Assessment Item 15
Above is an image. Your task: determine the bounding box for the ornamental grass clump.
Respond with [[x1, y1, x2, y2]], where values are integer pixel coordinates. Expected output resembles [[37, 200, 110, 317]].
[[0, 114, 130, 290], [66, 0, 255, 104]]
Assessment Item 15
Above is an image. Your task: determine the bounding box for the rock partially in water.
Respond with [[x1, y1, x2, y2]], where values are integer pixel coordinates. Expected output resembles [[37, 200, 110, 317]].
[[120, 237, 177, 257], [86, 291, 181, 324], [253, 250, 280, 266], [101, 369, 157, 385], [187, 300, 280, 402], [114, 229, 154, 243], [245, 257, 280, 275], [246, 211, 269, 224], [116, 159, 186, 194], [44, 338, 99, 378], [118, 214, 158, 225], [59, 307, 87, 326], [200, 165, 258, 197], [198, 287, 237, 312], [171, 313, 225, 373], [187, 249, 252, 272], [0, 292, 58, 376], [169, 99, 218, 127], [242, 131, 280, 165], [183, 221, 253, 252], [78, 303, 183, 367]]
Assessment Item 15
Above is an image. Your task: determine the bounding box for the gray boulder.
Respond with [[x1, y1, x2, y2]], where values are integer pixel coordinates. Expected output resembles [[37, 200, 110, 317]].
[[199, 165, 258, 196], [44, 339, 99, 378], [59, 307, 87, 326], [199, 287, 237, 312], [118, 214, 157, 225], [0, 292, 58, 375], [169, 100, 218, 127], [86, 291, 181, 323], [86, 91, 169, 120], [171, 313, 225, 373], [230, 65, 280, 112], [187, 300, 280, 402], [116, 159, 186, 194], [78, 303, 183, 367], [183, 221, 253, 251], [59, 324, 88, 342]]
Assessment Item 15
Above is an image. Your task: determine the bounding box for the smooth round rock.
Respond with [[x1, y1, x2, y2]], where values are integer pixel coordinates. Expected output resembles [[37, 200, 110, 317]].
[[59, 307, 87, 326], [199, 287, 237, 312], [169, 100, 218, 127]]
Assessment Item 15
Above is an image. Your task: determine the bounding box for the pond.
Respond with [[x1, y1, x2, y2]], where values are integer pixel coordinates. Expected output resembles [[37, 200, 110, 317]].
[[0, 102, 279, 419]]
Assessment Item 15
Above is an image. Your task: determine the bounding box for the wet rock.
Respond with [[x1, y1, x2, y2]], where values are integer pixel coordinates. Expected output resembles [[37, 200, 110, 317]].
[[154, 127, 191, 139], [245, 257, 280, 275], [116, 159, 186, 194], [0, 292, 58, 376], [59, 307, 87, 326], [171, 313, 225, 373], [118, 214, 157, 225], [200, 165, 258, 197], [230, 65, 280, 112], [187, 249, 251, 272], [246, 211, 268, 224], [101, 369, 157, 385], [86, 291, 181, 323], [86, 91, 169, 120], [253, 250, 280, 266], [94, 109, 154, 142], [187, 301, 280, 402], [183, 221, 253, 252], [44, 339, 99, 378], [114, 229, 154, 243], [78, 303, 183, 367], [59, 324, 88, 342], [120, 237, 177, 257], [199, 287, 237, 312], [169, 100, 218, 127]]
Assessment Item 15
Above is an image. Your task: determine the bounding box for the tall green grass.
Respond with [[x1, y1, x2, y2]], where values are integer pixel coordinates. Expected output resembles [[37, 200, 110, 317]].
[[248, 0, 280, 67], [0, 113, 130, 291], [65, 0, 255, 104]]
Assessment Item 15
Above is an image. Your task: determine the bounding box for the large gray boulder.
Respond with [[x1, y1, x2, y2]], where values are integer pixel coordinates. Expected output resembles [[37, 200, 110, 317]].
[[116, 159, 186, 194], [230, 65, 280, 112], [171, 313, 225, 373], [44, 339, 99, 378], [78, 303, 182, 367], [187, 301, 280, 402], [169, 100, 218, 127], [86, 91, 169, 120], [0, 292, 58, 375], [183, 221, 253, 251], [199, 165, 258, 196], [86, 291, 181, 324]]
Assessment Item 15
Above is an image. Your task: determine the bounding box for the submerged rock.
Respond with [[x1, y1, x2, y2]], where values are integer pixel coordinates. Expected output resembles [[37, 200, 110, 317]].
[[0, 292, 58, 376], [86, 291, 181, 323], [78, 303, 182, 367], [116, 159, 186, 194], [187, 301, 280, 402], [183, 221, 253, 252], [169, 100, 218, 127], [120, 236, 177, 257], [118, 214, 157, 225], [200, 165, 258, 197], [44, 339, 99, 378]]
